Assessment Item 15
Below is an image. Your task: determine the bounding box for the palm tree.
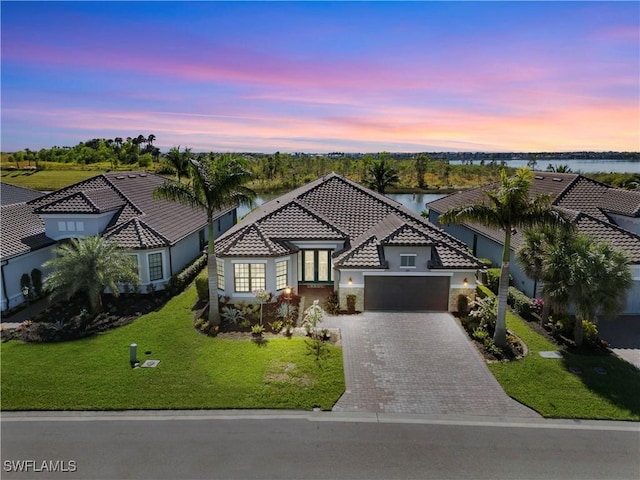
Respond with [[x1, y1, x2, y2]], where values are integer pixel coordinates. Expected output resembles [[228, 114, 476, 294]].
[[543, 235, 632, 346], [365, 157, 399, 194], [517, 225, 575, 325], [164, 146, 191, 182], [154, 154, 255, 326], [546, 164, 572, 173], [440, 168, 566, 347], [43, 236, 139, 314]]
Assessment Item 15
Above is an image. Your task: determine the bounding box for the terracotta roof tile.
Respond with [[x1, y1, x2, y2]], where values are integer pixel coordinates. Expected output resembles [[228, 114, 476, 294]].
[[257, 201, 344, 240], [217, 224, 290, 257], [427, 173, 640, 263], [574, 214, 640, 263], [297, 176, 397, 237], [431, 244, 481, 269], [0, 203, 55, 260], [1, 183, 44, 206], [104, 218, 169, 249], [218, 173, 481, 270], [335, 236, 384, 268], [598, 189, 640, 217]]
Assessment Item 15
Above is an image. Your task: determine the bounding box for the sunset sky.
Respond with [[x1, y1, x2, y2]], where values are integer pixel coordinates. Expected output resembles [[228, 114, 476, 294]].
[[2, 1, 639, 153]]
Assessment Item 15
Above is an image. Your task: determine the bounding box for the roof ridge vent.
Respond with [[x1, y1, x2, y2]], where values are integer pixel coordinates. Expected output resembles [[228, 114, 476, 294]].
[[139, 173, 147, 177], [534, 175, 544, 180], [128, 174, 137, 178], [552, 177, 563, 182], [116, 176, 125, 179]]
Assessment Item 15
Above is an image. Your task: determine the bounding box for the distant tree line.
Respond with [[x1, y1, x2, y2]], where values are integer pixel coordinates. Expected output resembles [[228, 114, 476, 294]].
[[6, 134, 159, 170], [3, 138, 638, 192]]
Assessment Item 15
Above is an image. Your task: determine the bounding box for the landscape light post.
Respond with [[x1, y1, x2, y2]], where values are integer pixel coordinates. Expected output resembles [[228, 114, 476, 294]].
[[22, 285, 31, 320], [284, 286, 292, 320]]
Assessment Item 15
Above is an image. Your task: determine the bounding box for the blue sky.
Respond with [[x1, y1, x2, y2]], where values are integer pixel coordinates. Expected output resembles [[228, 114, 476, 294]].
[[2, 1, 639, 152]]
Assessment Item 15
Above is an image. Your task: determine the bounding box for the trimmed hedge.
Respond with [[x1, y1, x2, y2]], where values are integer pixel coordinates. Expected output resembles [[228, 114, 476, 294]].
[[476, 284, 494, 299], [195, 273, 209, 302], [167, 253, 207, 294], [508, 286, 532, 319]]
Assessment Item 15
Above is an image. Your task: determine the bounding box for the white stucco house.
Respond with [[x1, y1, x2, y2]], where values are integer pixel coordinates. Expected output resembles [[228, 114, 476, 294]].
[[428, 172, 640, 315], [215, 173, 482, 312], [0, 172, 236, 311]]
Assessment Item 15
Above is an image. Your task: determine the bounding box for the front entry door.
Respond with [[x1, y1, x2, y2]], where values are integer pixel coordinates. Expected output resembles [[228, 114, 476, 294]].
[[300, 249, 332, 283]]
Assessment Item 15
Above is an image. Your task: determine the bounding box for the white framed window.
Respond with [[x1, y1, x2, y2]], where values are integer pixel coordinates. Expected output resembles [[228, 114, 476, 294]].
[[148, 252, 164, 281], [400, 254, 417, 268], [58, 221, 67, 232], [217, 261, 225, 290], [276, 260, 288, 290], [66, 221, 76, 232], [76, 221, 84, 232], [233, 263, 266, 293]]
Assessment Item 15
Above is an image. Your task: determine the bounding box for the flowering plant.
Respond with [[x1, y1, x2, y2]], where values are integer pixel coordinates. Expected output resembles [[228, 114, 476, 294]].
[[530, 298, 544, 315], [252, 289, 271, 303]]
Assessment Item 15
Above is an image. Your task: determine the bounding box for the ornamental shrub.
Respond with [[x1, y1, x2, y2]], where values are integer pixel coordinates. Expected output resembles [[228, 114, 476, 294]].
[[195, 274, 208, 302], [507, 287, 532, 319]]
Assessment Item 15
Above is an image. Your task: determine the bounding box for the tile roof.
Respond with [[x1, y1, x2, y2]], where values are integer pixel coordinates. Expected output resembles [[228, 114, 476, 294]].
[[0, 202, 55, 261], [2, 171, 230, 259], [103, 218, 169, 250], [1, 183, 44, 206], [427, 172, 640, 263], [218, 173, 481, 270]]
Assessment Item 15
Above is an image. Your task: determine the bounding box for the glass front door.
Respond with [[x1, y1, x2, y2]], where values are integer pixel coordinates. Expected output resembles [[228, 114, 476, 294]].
[[299, 249, 332, 283]]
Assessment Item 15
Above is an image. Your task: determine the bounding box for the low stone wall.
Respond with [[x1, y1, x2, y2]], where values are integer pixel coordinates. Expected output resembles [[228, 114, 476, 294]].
[[339, 287, 364, 312], [449, 288, 476, 313]]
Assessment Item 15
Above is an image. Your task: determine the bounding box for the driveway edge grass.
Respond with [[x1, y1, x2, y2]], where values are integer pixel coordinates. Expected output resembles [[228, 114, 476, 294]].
[[0, 287, 345, 411], [488, 312, 640, 421]]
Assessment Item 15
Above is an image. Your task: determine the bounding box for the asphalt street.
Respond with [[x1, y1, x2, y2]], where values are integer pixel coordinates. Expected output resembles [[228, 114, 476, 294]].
[[2, 411, 638, 480]]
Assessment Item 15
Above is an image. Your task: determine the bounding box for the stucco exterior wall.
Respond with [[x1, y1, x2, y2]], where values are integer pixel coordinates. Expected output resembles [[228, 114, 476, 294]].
[[383, 245, 432, 271], [1, 246, 55, 311], [41, 212, 118, 240], [430, 211, 537, 298], [170, 229, 203, 275]]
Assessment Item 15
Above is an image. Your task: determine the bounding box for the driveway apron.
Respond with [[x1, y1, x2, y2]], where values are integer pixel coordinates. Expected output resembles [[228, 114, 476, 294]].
[[324, 312, 539, 417]]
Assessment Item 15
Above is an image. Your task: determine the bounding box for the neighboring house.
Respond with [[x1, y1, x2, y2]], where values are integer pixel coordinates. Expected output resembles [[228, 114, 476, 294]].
[[428, 172, 640, 314], [1, 184, 55, 311], [0, 172, 236, 311], [215, 173, 482, 312]]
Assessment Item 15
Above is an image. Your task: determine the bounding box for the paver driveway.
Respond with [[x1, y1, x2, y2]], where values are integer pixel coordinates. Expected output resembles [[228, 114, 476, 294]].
[[324, 312, 539, 417]]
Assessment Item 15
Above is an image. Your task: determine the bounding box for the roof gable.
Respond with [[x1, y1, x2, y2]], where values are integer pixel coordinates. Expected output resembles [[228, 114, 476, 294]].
[[297, 175, 398, 237], [103, 218, 169, 249], [217, 173, 481, 270], [257, 201, 344, 240]]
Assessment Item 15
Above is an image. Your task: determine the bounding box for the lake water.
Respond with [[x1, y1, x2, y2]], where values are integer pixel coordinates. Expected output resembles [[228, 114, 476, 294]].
[[448, 158, 639, 174], [237, 158, 638, 218]]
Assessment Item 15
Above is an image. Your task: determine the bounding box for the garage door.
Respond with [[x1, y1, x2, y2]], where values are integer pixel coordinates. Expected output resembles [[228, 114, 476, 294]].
[[364, 276, 450, 311]]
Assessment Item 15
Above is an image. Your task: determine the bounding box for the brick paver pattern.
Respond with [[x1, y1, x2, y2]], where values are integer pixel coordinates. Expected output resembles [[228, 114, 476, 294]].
[[324, 312, 539, 417]]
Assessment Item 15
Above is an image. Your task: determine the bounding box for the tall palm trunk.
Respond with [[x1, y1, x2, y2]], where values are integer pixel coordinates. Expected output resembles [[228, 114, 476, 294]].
[[494, 230, 511, 347], [207, 218, 221, 326]]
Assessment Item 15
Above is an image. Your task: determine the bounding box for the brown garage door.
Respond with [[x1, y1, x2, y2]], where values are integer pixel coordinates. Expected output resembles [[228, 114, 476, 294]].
[[364, 276, 450, 311]]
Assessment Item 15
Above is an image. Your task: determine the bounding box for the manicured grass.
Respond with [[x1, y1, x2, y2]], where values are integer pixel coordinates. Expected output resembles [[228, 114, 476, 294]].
[[0, 288, 345, 411], [489, 312, 640, 420], [1, 170, 109, 191]]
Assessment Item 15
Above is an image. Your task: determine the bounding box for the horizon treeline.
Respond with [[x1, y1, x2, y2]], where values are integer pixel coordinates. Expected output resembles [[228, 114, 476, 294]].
[[2, 136, 638, 192]]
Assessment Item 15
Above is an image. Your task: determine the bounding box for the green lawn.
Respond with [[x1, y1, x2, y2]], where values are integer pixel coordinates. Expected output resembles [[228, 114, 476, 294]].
[[489, 312, 640, 421], [0, 288, 345, 411], [1, 170, 109, 191]]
